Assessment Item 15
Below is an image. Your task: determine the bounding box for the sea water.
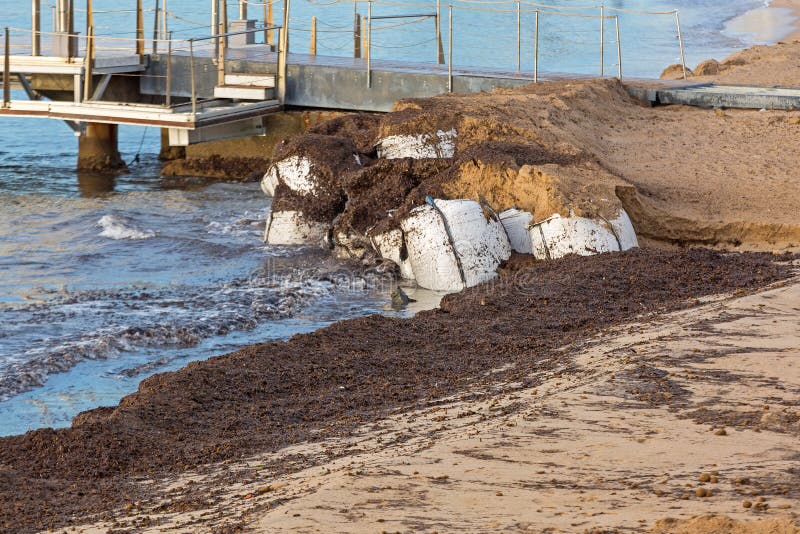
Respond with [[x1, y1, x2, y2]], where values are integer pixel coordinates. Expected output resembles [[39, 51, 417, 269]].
[[0, 0, 787, 435]]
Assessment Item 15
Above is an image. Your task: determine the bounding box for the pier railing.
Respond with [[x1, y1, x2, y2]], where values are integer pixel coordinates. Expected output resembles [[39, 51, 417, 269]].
[[2, 24, 285, 115], [273, 0, 689, 87]]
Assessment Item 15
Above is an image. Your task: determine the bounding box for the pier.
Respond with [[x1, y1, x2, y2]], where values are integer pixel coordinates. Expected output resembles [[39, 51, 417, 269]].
[[4, 0, 780, 171]]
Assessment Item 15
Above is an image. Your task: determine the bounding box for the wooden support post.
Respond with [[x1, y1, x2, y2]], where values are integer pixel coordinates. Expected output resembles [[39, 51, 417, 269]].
[[675, 10, 687, 80], [310, 16, 317, 56], [32, 0, 41, 56], [267, 0, 275, 46], [278, 0, 290, 103], [85, 0, 93, 42], [211, 0, 218, 57], [354, 13, 361, 58], [220, 0, 228, 47], [239, 0, 247, 20], [136, 0, 144, 55], [152, 0, 160, 54], [3, 28, 10, 108], [83, 25, 94, 102], [218, 0, 227, 85]]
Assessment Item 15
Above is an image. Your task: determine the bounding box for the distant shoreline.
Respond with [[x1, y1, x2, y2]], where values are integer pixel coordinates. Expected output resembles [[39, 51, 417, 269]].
[[725, 0, 800, 44]]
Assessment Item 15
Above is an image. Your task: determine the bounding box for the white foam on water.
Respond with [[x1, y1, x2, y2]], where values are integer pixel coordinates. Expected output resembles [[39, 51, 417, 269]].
[[0, 267, 390, 402], [97, 214, 156, 240], [206, 208, 271, 237]]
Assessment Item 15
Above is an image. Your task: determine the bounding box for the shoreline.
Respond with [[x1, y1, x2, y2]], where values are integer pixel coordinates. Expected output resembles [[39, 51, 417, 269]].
[[772, 0, 800, 40], [724, 0, 800, 44], [3, 24, 800, 533], [0, 249, 796, 532]]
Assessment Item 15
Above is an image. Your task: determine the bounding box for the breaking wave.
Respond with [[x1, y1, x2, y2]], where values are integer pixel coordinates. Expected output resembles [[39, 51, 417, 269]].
[[97, 214, 156, 240], [0, 267, 389, 401]]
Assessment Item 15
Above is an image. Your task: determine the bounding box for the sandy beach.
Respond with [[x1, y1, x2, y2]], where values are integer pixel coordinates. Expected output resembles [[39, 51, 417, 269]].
[[725, 0, 800, 44], [2, 33, 800, 534]]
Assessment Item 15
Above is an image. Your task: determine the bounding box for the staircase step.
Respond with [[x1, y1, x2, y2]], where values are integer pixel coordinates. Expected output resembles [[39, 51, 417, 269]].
[[223, 74, 276, 88], [214, 85, 275, 101]]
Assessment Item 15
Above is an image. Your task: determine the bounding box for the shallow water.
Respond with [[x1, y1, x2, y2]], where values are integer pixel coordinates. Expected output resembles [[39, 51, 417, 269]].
[[0, 0, 789, 435], [0, 0, 781, 77]]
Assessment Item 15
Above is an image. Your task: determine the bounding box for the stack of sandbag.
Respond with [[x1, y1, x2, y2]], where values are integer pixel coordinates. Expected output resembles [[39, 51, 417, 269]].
[[499, 208, 638, 259], [372, 198, 512, 291], [262, 135, 359, 246]]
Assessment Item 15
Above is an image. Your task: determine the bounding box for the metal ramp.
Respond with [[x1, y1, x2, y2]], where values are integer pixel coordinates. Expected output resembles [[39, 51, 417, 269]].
[[0, 98, 281, 145], [631, 83, 800, 110]]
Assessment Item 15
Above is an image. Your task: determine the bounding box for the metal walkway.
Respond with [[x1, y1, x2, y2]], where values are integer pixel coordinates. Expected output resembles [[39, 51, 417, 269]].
[[629, 83, 800, 110]]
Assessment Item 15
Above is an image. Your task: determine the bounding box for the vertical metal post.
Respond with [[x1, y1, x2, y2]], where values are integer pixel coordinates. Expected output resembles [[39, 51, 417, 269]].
[[161, 0, 168, 44], [599, 4, 604, 77], [516, 0, 520, 71], [354, 13, 361, 58], [211, 0, 218, 57], [436, 0, 444, 64], [56, 0, 65, 32], [448, 3, 453, 92], [166, 31, 172, 106], [310, 16, 317, 56], [239, 0, 247, 20], [189, 39, 196, 115], [3, 28, 10, 108], [152, 0, 160, 55], [615, 15, 621, 80], [136, 0, 144, 55], [32, 0, 41, 56], [366, 0, 372, 88], [675, 10, 687, 80], [534, 9, 539, 83]]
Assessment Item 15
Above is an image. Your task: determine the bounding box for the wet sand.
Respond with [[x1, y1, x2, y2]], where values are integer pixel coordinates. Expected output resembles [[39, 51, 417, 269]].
[[0, 249, 795, 532], [725, 0, 800, 44]]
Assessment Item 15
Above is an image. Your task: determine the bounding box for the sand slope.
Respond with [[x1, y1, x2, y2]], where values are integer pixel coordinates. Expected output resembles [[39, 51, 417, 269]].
[[272, 79, 800, 252]]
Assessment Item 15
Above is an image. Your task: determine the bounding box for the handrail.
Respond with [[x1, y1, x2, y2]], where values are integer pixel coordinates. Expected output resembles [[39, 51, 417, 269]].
[[188, 24, 282, 42]]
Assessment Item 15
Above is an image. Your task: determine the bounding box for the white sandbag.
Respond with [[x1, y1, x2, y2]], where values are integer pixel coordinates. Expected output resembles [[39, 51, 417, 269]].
[[609, 209, 639, 250], [499, 208, 534, 254], [376, 129, 457, 160], [261, 165, 279, 196], [528, 210, 638, 260], [264, 210, 329, 246], [371, 228, 415, 280], [261, 155, 315, 197], [401, 199, 512, 291]]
